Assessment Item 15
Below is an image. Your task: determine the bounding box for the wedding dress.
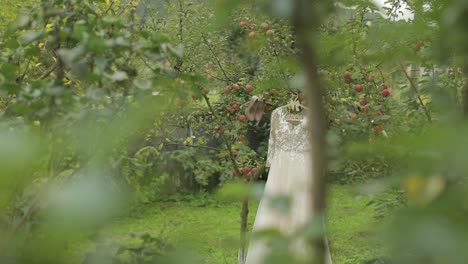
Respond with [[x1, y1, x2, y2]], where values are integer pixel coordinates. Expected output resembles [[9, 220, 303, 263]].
[[245, 106, 332, 264]]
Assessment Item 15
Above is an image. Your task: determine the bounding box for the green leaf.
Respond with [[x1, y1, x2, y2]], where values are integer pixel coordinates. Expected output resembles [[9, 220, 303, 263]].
[[7, 15, 30, 33], [19, 31, 44, 45], [24, 45, 41, 57], [0, 64, 19, 80], [133, 79, 152, 90], [374, 115, 391, 121], [105, 71, 128, 81], [168, 44, 184, 58], [85, 35, 109, 53], [57, 45, 85, 65], [5, 39, 19, 49], [70, 60, 89, 79], [72, 23, 88, 41], [95, 56, 108, 70], [102, 15, 122, 24]]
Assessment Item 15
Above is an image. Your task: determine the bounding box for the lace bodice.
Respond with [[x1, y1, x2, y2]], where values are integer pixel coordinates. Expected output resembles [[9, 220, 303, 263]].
[[266, 107, 311, 167]]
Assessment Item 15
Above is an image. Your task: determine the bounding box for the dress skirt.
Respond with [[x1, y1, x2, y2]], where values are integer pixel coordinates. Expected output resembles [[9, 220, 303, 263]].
[[245, 150, 332, 264]]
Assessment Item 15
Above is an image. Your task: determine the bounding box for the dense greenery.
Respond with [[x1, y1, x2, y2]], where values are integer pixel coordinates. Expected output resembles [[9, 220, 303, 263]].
[[74, 185, 381, 264], [1, 0, 468, 263]]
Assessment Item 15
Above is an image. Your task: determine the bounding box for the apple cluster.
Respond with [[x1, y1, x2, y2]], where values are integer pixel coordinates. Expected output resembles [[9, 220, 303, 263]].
[[232, 165, 259, 180], [223, 82, 255, 122], [239, 20, 274, 37], [343, 70, 392, 133]]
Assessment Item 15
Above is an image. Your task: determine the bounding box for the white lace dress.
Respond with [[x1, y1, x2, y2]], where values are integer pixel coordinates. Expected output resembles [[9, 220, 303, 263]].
[[245, 106, 332, 264]]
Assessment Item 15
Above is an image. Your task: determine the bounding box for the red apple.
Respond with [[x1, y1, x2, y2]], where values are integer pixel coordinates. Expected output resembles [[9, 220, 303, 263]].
[[242, 167, 251, 175], [344, 71, 352, 79], [240, 21, 248, 28], [251, 167, 258, 174], [362, 106, 370, 113], [382, 89, 390, 97], [355, 84, 363, 92], [372, 111, 382, 117], [231, 149, 238, 157], [374, 125, 384, 132], [175, 98, 187, 107], [260, 22, 269, 31], [266, 29, 273, 36], [359, 98, 366, 106], [232, 103, 240, 110], [224, 86, 231, 94], [237, 114, 247, 122], [245, 84, 253, 93], [249, 31, 256, 37], [232, 83, 240, 90], [226, 106, 233, 112]]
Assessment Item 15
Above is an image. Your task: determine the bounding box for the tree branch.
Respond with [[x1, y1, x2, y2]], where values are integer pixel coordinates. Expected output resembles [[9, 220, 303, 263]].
[[292, 0, 329, 263], [399, 62, 432, 123], [201, 34, 234, 83], [163, 143, 222, 152]]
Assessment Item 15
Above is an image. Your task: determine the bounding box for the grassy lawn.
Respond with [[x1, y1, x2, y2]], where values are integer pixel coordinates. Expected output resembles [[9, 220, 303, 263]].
[[73, 184, 385, 264]]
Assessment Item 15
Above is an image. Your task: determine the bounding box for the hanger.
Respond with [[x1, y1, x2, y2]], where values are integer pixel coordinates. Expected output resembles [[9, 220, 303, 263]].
[[286, 94, 307, 112]]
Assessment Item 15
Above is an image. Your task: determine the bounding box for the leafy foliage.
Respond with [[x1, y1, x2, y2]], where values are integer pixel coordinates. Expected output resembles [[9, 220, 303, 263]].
[[2, 0, 468, 263]]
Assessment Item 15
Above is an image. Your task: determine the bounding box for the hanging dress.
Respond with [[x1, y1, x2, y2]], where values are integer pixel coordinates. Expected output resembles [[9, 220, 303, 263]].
[[245, 106, 332, 264]]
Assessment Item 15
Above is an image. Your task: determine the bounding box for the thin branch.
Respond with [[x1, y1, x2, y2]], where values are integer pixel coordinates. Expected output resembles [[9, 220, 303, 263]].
[[200, 91, 239, 173], [164, 143, 222, 152], [103, 0, 115, 16], [201, 34, 234, 83], [174, 0, 184, 71], [138, 54, 158, 72], [272, 47, 292, 91], [40, 64, 58, 80], [188, 60, 232, 82], [19, 58, 32, 83], [399, 62, 432, 123]]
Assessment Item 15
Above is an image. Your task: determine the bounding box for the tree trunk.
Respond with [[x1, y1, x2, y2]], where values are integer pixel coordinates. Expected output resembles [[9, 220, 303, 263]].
[[292, 1, 329, 263], [463, 65, 468, 118]]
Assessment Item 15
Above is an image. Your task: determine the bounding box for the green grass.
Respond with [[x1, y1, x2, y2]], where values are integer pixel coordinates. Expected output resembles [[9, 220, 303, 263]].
[[328, 185, 385, 263], [73, 184, 384, 264]]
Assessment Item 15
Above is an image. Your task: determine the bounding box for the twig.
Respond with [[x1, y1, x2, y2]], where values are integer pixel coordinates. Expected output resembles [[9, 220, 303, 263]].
[[164, 143, 222, 152], [201, 34, 234, 83], [272, 47, 292, 91], [138, 54, 158, 72], [103, 0, 115, 16], [399, 62, 432, 123], [40, 64, 58, 80], [19, 58, 32, 83], [200, 91, 240, 174], [189, 60, 232, 82]]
